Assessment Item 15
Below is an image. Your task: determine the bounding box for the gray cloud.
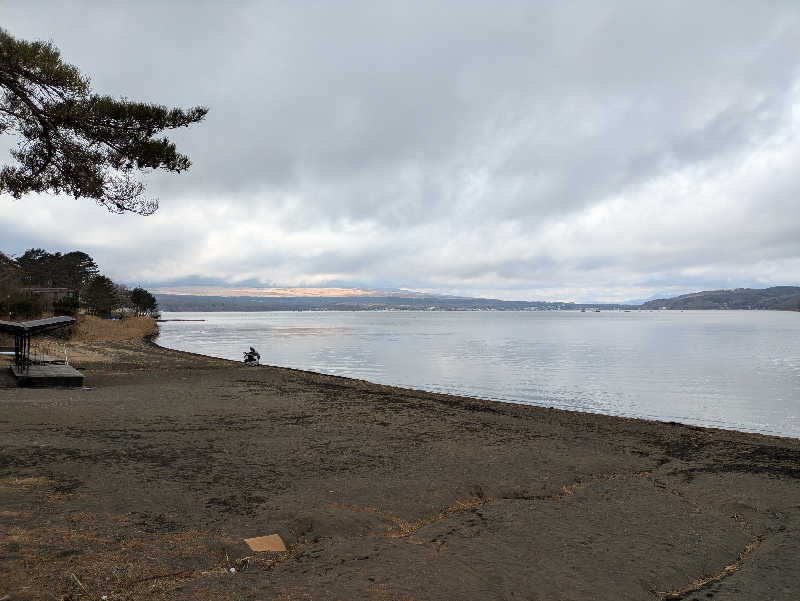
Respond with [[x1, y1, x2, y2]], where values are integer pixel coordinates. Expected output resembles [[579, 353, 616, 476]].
[[1, 1, 800, 301]]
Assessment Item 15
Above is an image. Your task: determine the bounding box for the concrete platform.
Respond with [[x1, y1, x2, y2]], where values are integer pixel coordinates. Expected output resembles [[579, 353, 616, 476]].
[[10, 364, 84, 387]]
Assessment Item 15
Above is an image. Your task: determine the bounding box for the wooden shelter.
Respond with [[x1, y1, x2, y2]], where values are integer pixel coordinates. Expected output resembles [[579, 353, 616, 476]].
[[0, 316, 83, 386]]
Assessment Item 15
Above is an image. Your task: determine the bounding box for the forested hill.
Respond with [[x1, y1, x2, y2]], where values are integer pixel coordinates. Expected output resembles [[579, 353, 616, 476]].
[[640, 287, 800, 310]]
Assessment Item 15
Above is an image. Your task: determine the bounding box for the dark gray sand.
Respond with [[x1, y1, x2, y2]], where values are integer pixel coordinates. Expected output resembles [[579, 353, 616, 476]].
[[1, 341, 799, 600]]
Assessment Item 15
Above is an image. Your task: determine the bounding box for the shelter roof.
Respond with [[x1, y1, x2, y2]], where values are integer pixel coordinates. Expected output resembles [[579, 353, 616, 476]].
[[0, 316, 76, 335]]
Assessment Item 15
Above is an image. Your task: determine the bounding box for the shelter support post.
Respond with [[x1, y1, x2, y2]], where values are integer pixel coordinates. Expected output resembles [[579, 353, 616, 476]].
[[13, 331, 31, 369]]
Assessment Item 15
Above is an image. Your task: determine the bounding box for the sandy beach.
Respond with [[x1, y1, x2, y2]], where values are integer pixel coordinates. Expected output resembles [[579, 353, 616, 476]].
[[1, 339, 799, 600]]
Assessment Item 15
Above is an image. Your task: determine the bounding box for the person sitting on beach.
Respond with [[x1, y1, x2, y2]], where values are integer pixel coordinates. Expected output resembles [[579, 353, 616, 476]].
[[244, 346, 260, 364]]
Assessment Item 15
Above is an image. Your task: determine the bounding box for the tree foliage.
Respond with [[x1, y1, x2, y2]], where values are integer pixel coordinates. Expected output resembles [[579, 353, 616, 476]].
[[130, 286, 158, 316], [52, 295, 79, 316], [0, 250, 21, 289], [82, 274, 119, 316], [0, 28, 207, 214], [60, 250, 99, 289], [0, 250, 23, 316], [16, 247, 98, 289]]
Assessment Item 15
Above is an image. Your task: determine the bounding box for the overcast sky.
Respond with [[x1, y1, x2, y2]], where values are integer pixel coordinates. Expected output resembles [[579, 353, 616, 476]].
[[1, 1, 799, 302]]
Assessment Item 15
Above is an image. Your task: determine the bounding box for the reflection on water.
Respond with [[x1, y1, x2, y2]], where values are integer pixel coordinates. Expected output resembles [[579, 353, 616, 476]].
[[156, 310, 800, 438]]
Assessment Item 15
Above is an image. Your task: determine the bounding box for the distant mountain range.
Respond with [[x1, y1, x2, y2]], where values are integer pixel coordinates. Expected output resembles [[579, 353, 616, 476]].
[[150, 286, 439, 298], [153, 285, 800, 312]]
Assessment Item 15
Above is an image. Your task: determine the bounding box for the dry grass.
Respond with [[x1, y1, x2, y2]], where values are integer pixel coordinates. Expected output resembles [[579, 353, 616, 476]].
[[0, 315, 156, 349], [2, 521, 292, 601], [655, 511, 761, 600], [1, 519, 206, 601], [16, 316, 158, 365], [330, 498, 494, 540], [1, 470, 299, 601], [0, 476, 50, 490], [385, 498, 492, 538], [657, 538, 761, 600], [69, 315, 158, 342]]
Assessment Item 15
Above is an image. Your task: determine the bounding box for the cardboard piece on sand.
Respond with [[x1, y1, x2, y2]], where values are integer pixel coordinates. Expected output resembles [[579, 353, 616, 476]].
[[243, 534, 287, 552]]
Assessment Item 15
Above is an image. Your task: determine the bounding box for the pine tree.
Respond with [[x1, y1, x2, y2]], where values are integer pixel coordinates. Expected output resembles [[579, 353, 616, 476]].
[[16, 248, 98, 289], [82, 275, 119, 316], [0, 251, 23, 317], [0, 28, 207, 214], [130, 287, 158, 316]]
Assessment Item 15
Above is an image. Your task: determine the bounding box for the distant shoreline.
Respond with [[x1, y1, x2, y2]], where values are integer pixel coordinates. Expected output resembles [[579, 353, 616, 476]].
[[156, 318, 206, 322]]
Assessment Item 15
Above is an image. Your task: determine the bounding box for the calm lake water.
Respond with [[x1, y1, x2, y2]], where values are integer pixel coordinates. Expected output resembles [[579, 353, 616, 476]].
[[156, 310, 800, 438]]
